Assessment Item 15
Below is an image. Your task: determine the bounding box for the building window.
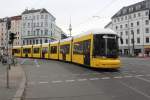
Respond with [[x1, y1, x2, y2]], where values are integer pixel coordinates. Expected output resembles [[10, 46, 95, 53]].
[[131, 23, 133, 27], [28, 31, 30, 35], [33, 31, 35, 35], [41, 15, 44, 19], [145, 11, 149, 16], [116, 26, 118, 30], [125, 31, 128, 36], [41, 30, 43, 35], [36, 40, 38, 44], [146, 37, 149, 43], [117, 18, 120, 22], [126, 39, 128, 44], [137, 21, 140, 26], [129, 15, 132, 19], [45, 39, 48, 43], [125, 16, 128, 20], [45, 30, 48, 35], [137, 29, 140, 34], [125, 24, 128, 28], [37, 22, 39, 27], [45, 15, 48, 19], [138, 13, 141, 17], [146, 28, 149, 33], [121, 17, 123, 21], [30, 40, 32, 44], [120, 25, 123, 29], [120, 32, 123, 36], [37, 30, 39, 35], [40, 39, 42, 44], [134, 14, 136, 18], [28, 23, 30, 27], [114, 19, 116, 23], [145, 20, 149, 25], [137, 38, 140, 44], [131, 30, 134, 35], [131, 39, 134, 44], [41, 22, 43, 27]]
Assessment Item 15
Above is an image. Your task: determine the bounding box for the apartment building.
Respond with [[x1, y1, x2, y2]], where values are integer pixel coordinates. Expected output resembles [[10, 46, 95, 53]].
[[108, 0, 150, 56]]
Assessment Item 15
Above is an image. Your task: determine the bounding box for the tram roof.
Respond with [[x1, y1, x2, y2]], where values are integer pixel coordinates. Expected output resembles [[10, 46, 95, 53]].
[[74, 28, 117, 39], [50, 40, 59, 44], [60, 37, 72, 43]]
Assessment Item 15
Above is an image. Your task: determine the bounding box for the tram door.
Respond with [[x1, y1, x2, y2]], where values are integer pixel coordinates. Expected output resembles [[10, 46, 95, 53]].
[[83, 40, 91, 66]]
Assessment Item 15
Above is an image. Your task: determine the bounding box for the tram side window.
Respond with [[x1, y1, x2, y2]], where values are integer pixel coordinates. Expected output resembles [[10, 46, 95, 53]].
[[23, 48, 31, 53], [42, 47, 48, 53], [73, 42, 83, 54], [83, 40, 91, 54], [60, 44, 70, 54], [51, 46, 57, 53], [34, 48, 40, 53], [13, 49, 20, 53]]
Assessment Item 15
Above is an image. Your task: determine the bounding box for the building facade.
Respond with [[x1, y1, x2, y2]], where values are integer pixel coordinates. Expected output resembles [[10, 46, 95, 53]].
[[110, 0, 150, 56], [21, 8, 62, 45], [11, 16, 22, 46], [0, 18, 8, 49]]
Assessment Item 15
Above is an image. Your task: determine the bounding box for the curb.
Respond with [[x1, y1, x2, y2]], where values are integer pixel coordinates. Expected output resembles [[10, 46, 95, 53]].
[[12, 65, 26, 100]]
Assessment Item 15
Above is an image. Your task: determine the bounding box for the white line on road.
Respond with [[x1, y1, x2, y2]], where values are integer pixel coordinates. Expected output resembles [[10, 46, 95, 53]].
[[113, 76, 123, 79], [52, 80, 63, 83], [34, 59, 40, 67], [124, 75, 133, 78], [135, 77, 150, 83], [65, 80, 75, 82], [89, 78, 100, 81], [77, 79, 88, 81], [101, 77, 111, 80], [120, 81, 150, 99], [135, 75, 144, 77], [39, 82, 49, 84]]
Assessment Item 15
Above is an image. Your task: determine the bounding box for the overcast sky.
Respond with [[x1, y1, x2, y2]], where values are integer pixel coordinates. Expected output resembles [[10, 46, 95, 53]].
[[0, 0, 143, 35]]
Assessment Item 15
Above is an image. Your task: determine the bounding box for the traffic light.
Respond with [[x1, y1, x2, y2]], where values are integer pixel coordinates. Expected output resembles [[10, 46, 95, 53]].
[[9, 33, 17, 44]]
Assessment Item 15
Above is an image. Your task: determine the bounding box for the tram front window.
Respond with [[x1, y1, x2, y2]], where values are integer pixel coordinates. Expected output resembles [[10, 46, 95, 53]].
[[93, 34, 119, 58]]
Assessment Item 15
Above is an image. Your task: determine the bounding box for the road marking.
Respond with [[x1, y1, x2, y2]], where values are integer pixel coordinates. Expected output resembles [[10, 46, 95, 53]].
[[65, 80, 75, 82], [101, 77, 110, 80], [113, 76, 123, 79], [124, 75, 133, 78], [39, 82, 49, 84], [135, 77, 150, 83], [135, 75, 144, 77], [89, 78, 100, 81], [52, 80, 63, 83], [77, 79, 87, 81], [120, 81, 150, 99], [20, 59, 27, 65], [34, 59, 40, 67]]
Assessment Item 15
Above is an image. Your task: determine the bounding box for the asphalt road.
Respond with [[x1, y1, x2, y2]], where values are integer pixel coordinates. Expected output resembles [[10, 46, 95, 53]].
[[19, 57, 150, 100]]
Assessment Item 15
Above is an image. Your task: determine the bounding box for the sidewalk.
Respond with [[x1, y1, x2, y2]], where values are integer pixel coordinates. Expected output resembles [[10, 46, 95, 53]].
[[0, 63, 25, 100]]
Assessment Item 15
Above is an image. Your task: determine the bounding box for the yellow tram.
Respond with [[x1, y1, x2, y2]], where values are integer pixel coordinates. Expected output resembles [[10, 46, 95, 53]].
[[13, 28, 121, 69]]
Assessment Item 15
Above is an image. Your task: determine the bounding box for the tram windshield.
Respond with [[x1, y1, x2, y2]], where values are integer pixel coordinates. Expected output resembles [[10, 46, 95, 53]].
[[93, 34, 119, 58]]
